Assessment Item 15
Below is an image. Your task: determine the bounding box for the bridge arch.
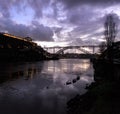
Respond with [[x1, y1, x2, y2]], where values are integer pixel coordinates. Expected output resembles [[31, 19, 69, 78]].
[[56, 46, 91, 54]]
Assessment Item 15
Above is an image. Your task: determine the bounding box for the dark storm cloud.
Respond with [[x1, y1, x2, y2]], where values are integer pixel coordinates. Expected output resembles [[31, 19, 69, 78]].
[[59, 0, 120, 9], [54, 27, 63, 34], [56, 0, 120, 44], [0, 17, 28, 37], [31, 21, 54, 41], [70, 17, 104, 36], [0, 0, 25, 17], [53, 4, 104, 42], [52, 27, 63, 38], [0, 0, 51, 18], [0, 0, 120, 44], [66, 5, 99, 25], [27, 0, 50, 18], [0, 17, 54, 41], [70, 13, 120, 42], [0, 0, 54, 41]]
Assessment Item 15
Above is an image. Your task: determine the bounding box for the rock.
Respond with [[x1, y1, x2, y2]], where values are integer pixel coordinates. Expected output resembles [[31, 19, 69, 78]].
[[72, 79, 77, 83], [76, 76, 80, 80], [66, 81, 72, 85]]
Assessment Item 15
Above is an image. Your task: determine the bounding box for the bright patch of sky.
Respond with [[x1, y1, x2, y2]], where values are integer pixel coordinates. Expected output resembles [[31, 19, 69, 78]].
[[95, 28, 104, 33], [10, 6, 34, 25], [81, 34, 91, 39], [38, 16, 60, 27], [56, 3, 67, 21], [42, 6, 54, 17], [35, 41, 68, 47], [53, 33, 59, 42], [0, 12, 3, 18]]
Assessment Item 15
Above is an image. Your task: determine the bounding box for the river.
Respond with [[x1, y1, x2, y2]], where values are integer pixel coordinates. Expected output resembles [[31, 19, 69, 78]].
[[0, 59, 94, 114]]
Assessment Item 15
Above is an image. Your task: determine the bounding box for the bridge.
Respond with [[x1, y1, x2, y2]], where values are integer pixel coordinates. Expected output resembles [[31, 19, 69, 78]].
[[0, 32, 104, 60], [44, 45, 100, 55]]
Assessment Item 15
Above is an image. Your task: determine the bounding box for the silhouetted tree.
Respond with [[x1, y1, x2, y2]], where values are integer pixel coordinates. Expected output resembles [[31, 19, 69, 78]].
[[104, 13, 117, 48], [104, 13, 118, 60]]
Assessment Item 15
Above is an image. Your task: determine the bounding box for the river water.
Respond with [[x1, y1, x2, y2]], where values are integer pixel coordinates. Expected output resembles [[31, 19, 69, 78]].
[[0, 59, 94, 114]]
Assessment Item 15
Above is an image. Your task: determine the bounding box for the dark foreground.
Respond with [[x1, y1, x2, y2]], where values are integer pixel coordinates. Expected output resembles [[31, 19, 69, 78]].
[[67, 81, 120, 114], [0, 59, 93, 114], [67, 56, 120, 114]]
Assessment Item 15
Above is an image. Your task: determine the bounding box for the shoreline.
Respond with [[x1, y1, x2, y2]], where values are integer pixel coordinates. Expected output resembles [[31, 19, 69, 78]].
[[67, 57, 120, 114], [67, 81, 120, 114]]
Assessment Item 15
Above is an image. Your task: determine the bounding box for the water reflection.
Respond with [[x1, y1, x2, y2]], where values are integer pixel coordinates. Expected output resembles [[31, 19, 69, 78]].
[[0, 59, 94, 114], [42, 59, 90, 76], [0, 62, 44, 83]]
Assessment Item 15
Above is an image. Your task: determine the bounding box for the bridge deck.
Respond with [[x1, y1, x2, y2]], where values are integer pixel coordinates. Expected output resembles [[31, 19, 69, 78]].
[[44, 45, 101, 54]]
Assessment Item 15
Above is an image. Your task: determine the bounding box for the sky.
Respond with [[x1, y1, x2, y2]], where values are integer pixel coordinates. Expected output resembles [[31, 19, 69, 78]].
[[0, 0, 120, 47]]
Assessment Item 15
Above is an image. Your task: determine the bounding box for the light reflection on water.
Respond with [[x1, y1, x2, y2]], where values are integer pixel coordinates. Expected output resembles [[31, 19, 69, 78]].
[[0, 59, 94, 114]]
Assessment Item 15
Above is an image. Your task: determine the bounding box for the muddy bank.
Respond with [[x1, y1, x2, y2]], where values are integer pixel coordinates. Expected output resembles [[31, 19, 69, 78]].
[[67, 58, 120, 114], [67, 81, 120, 114]]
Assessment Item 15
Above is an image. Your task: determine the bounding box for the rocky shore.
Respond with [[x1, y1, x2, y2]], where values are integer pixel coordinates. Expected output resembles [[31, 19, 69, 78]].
[[67, 41, 120, 114], [67, 60, 120, 114], [67, 80, 120, 114]]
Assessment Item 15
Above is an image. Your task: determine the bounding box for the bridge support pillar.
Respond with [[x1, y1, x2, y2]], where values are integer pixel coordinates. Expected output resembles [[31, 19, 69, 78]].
[[53, 48, 55, 53]]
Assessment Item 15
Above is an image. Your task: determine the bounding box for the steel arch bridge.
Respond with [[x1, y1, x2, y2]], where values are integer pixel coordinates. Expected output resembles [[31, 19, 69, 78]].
[[44, 45, 99, 54], [56, 46, 91, 54]]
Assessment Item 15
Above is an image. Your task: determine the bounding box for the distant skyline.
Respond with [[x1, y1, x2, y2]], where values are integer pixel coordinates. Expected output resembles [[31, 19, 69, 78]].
[[0, 0, 120, 47]]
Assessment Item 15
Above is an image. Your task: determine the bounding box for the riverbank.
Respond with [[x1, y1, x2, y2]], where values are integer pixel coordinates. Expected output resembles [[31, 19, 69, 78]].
[[67, 81, 120, 114], [67, 56, 120, 114]]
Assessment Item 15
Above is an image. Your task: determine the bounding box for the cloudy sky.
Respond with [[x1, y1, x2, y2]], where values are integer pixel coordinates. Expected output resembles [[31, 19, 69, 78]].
[[0, 0, 120, 47]]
